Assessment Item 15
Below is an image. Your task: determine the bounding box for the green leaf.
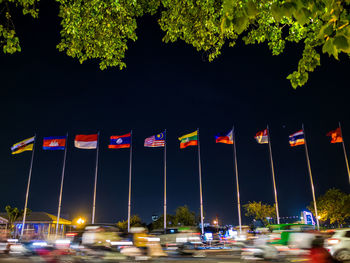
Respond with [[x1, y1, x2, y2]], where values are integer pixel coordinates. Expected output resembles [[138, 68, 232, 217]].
[[322, 38, 339, 59], [334, 35, 350, 52]]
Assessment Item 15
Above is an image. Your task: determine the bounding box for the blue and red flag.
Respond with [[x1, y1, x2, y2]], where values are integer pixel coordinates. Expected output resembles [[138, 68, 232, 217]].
[[109, 133, 131, 149], [215, 129, 234, 144], [289, 130, 305, 147], [43, 136, 66, 150]]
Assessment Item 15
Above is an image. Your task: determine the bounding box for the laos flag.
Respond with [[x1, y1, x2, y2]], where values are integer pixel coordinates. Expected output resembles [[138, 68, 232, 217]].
[[109, 133, 131, 149], [43, 136, 66, 150]]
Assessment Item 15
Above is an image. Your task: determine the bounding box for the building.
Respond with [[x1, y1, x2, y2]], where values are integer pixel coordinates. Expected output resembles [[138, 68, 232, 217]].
[[0, 212, 71, 240]]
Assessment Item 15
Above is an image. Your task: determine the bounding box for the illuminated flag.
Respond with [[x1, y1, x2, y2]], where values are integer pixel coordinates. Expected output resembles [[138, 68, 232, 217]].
[[289, 130, 305, 147], [178, 130, 198, 149], [74, 134, 98, 149], [255, 129, 268, 144], [144, 132, 165, 147], [327, 128, 343, 143], [215, 130, 233, 144], [43, 136, 66, 150], [11, 136, 35, 155], [109, 133, 131, 149]]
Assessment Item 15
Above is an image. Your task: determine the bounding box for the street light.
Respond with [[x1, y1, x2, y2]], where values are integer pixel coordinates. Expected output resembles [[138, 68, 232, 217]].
[[77, 218, 85, 225]]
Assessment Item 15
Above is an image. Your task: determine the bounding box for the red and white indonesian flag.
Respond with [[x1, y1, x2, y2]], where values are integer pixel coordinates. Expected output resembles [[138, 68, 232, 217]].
[[74, 134, 98, 149], [255, 129, 269, 144]]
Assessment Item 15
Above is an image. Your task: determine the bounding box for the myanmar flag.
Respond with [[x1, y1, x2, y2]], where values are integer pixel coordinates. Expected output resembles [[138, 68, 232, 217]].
[[178, 130, 198, 149]]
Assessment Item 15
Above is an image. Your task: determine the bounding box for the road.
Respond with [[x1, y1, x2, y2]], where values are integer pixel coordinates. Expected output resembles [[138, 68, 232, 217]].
[[0, 255, 308, 263]]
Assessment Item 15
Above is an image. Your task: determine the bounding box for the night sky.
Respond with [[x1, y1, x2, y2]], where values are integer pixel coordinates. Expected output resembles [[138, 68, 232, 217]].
[[0, 1, 349, 226]]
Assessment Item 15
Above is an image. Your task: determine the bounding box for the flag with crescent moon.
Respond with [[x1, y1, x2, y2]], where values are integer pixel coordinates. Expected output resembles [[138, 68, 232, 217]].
[[144, 131, 165, 147]]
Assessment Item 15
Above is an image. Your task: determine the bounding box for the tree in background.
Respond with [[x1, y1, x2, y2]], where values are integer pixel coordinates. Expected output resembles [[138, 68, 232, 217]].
[[244, 201, 276, 225], [174, 205, 197, 226], [151, 205, 198, 230], [5, 205, 31, 237], [149, 214, 176, 230], [2, 0, 349, 88], [308, 188, 350, 227], [116, 215, 145, 231]]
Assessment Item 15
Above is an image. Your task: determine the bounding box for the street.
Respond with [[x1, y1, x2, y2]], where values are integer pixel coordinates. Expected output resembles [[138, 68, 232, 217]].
[[0, 254, 308, 263]]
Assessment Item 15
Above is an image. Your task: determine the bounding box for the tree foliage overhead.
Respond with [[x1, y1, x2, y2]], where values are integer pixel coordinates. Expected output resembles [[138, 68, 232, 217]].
[[308, 188, 350, 227], [1, 0, 349, 88], [244, 201, 277, 225], [0, 0, 39, 54]]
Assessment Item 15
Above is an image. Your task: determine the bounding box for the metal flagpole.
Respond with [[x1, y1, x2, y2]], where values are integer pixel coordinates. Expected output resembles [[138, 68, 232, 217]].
[[91, 131, 100, 224], [302, 124, 320, 230], [164, 129, 167, 232], [127, 130, 133, 232], [21, 135, 36, 238], [56, 132, 69, 237], [197, 128, 204, 235], [339, 122, 350, 184], [267, 125, 280, 225], [232, 126, 242, 234]]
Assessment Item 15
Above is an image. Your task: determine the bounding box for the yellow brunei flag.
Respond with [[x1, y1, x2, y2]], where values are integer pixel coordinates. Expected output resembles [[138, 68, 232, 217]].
[[178, 130, 198, 149], [11, 136, 35, 155]]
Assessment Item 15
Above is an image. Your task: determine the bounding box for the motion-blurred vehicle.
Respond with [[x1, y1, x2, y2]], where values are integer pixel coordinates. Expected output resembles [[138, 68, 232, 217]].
[[151, 227, 201, 247], [151, 227, 203, 257], [326, 228, 350, 262], [269, 223, 316, 248], [82, 224, 122, 248]]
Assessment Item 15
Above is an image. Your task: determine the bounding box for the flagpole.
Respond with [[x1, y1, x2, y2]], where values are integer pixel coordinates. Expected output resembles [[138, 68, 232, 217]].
[[56, 132, 69, 237], [21, 135, 36, 238], [127, 130, 133, 232], [302, 124, 320, 230], [267, 125, 280, 225], [91, 131, 100, 224], [232, 126, 242, 234], [197, 128, 204, 235], [164, 129, 167, 232], [339, 122, 350, 184]]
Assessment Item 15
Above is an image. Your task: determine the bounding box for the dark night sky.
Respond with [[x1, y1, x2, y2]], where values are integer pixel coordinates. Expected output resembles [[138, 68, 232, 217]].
[[0, 1, 349, 225]]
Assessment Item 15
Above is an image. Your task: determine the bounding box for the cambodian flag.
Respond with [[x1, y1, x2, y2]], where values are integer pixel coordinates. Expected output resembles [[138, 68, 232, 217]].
[[109, 133, 131, 149], [289, 130, 305, 147], [43, 136, 66, 150]]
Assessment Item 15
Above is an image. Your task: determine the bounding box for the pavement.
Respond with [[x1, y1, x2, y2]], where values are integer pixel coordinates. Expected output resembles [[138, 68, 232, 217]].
[[0, 254, 309, 263]]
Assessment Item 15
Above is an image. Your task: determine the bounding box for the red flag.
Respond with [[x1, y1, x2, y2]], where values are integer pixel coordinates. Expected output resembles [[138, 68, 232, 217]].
[[326, 127, 343, 144]]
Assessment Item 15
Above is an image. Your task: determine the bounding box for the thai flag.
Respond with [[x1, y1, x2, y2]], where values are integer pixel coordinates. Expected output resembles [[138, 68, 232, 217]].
[[289, 130, 305, 147], [74, 134, 98, 149], [43, 136, 66, 150]]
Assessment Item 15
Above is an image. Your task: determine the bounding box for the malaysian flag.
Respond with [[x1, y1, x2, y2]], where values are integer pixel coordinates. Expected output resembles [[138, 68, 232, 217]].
[[144, 131, 165, 147]]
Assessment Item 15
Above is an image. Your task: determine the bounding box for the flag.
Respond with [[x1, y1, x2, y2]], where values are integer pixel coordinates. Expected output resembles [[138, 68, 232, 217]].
[[74, 134, 98, 149], [327, 127, 343, 143], [109, 133, 131, 149], [11, 136, 35, 155], [255, 129, 268, 144], [43, 136, 66, 150], [289, 130, 305, 147], [215, 129, 233, 144], [178, 130, 198, 149], [144, 131, 165, 147]]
